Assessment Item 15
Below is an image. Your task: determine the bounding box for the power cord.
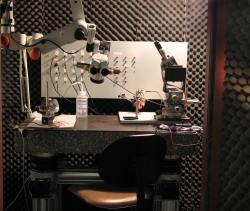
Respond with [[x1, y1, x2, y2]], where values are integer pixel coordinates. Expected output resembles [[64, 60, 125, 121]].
[[21, 129, 30, 211], [49, 56, 100, 114], [3, 176, 30, 211], [8, 0, 85, 54]]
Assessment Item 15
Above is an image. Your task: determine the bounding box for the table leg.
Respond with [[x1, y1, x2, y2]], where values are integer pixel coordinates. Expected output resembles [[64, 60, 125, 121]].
[[30, 153, 58, 211]]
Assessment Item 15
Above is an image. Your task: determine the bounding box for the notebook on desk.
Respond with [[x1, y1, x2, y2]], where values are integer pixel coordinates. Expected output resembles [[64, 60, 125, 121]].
[[118, 112, 157, 124]]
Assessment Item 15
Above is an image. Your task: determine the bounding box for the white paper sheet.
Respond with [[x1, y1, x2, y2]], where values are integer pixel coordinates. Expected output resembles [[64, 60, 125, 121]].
[[27, 115, 76, 128]]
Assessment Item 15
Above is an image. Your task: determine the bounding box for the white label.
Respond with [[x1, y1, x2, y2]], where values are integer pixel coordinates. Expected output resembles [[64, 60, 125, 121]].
[[114, 52, 122, 55]]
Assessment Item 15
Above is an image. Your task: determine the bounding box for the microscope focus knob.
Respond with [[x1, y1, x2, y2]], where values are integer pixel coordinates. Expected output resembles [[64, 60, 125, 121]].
[[74, 28, 85, 40]]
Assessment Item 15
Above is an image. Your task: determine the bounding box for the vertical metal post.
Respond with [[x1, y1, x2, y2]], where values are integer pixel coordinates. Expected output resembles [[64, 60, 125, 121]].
[[135, 91, 139, 118], [30, 153, 59, 211]]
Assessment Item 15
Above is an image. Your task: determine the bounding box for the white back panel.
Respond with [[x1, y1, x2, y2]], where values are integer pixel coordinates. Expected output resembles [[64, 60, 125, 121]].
[[41, 41, 187, 99]]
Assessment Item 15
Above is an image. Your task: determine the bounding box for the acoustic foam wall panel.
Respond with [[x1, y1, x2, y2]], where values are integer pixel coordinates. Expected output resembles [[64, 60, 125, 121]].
[[2, 1, 207, 210], [221, 0, 250, 210]]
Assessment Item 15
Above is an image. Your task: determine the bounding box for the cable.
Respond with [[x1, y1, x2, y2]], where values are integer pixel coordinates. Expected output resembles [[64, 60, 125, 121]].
[[166, 82, 182, 89], [145, 90, 163, 109], [146, 99, 162, 106], [168, 127, 175, 153], [8, 1, 84, 54], [82, 80, 100, 114], [49, 57, 99, 114], [30, 119, 68, 128], [21, 129, 30, 211], [49, 57, 76, 104], [106, 77, 164, 109], [64, 56, 78, 93], [88, 106, 100, 115], [106, 76, 135, 95], [55, 61, 60, 93], [3, 175, 30, 211], [42, 40, 84, 54], [72, 56, 81, 90]]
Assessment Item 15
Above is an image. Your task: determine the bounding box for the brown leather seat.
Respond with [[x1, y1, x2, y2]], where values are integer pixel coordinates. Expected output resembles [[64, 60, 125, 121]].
[[68, 182, 152, 208], [68, 134, 166, 210]]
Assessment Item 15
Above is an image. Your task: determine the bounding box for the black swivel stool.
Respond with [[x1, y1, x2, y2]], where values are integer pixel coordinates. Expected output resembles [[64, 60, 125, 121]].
[[68, 134, 166, 211]]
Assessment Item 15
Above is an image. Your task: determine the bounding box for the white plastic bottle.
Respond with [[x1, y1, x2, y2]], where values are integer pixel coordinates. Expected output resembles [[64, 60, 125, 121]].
[[71, 82, 88, 117]]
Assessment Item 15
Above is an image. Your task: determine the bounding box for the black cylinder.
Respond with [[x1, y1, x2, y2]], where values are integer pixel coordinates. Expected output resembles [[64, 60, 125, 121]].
[[31, 155, 58, 172]]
